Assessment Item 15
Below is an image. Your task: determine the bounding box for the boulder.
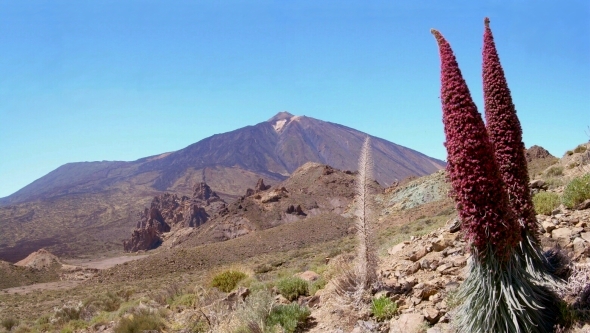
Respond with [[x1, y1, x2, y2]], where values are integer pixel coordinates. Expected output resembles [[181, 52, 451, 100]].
[[552, 228, 573, 247], [389, 313, 425, 333]]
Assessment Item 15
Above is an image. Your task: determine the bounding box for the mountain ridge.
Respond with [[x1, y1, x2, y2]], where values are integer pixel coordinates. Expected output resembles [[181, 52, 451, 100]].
[[0, 112, 444, 206]]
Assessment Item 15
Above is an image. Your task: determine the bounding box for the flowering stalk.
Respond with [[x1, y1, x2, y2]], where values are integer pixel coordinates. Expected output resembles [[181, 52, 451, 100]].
[[431, 28, 520, 259], [432, 28, 557, 332], [483, 18, 558, 284], [483, 17, 537, 233]]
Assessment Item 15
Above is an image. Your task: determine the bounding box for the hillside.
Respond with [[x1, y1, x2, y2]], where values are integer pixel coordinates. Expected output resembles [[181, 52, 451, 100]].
[[0, 112, 444, 262]]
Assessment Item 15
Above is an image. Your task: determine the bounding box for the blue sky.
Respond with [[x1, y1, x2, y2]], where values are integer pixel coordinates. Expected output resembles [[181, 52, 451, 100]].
[[0, 1, 589, 198]]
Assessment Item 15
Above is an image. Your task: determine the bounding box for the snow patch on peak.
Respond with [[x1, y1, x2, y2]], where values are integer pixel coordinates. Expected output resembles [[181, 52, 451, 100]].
[[273, 119, 288, 132]]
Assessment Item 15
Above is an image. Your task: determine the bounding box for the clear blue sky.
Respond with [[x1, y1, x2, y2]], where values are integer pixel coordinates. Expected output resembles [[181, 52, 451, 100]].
[[1, 1, 589, 198]]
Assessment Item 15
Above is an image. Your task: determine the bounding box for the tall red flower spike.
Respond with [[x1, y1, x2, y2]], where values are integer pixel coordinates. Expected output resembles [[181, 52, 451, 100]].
[[483, 17, 537, 233], [431, 29, 521, 259]]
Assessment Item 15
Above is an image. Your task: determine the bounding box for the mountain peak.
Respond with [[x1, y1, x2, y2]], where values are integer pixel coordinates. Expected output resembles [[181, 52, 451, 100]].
[[267, 111, 295, 123], [268, 111, 298, 133]]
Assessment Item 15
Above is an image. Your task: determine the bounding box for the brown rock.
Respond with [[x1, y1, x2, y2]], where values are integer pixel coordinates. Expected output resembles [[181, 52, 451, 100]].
[[408, 247, 428, 262], [422, 307, 441, 324], [552, 228, 573, 247], [406, 262, 421, 275], [578, 199, 590, 210], [542, 221, 556, 233], [388, 243, 406, 256], [255, 178, 271, 192], [389, 313, 425, 333]]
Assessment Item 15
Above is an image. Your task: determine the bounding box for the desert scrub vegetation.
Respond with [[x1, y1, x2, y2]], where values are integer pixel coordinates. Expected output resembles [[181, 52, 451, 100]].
[[533, 191, 561, 215], [114, 307, 166, 333], [574, 145, 587, 154], [211, 270, 248, 293], [370, 296, 397, 321], [545, 165, 564, 177], [266, 303, 311, 333], [562, 173, 590, 209], [1, 318, 19, 331], [276, 276, 309, 301]]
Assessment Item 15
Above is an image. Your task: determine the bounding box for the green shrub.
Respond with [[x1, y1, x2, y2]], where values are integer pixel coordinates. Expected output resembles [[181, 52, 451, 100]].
[[84, 291, 122, 314], [574, 145, 587, 154], [371, 296, 397, 321], [533, 192, 561, 215], [309, 277, 327, 296], [266, 304, 310, 333], [60, 320, 87, 333], [53, 301, 82, 324], [114, 308, 164, 333], [170, 293, 196, 310], [545, 166, 564, 177], [211, 270, 247, 293], [1, 317, 19, 331], [276, 277, 309, 301], [566, 150, 574, 156], [562, 173, 590, 209]]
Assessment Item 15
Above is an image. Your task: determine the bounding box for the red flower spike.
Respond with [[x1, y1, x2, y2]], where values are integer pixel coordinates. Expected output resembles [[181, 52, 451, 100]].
[[431, 29, 521, 259], [483, 18, 538, 233]]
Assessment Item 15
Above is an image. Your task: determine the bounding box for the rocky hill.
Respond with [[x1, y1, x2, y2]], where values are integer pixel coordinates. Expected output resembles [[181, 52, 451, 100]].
[[0, 112, 444, 261]]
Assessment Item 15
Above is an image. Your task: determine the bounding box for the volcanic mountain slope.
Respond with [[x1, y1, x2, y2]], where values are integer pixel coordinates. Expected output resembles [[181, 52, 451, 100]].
[[0, 112, 444, 261]]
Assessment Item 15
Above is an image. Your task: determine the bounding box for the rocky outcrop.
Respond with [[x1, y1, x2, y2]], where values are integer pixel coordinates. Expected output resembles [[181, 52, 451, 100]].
[[124, 207, 171, 252], [526, 145, 553, 162], [245, 178, 271, 196], [123, 182, 225, 252]]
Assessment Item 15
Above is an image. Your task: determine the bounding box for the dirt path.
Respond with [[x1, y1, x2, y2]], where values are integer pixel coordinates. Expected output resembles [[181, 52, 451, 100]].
[[2, 280, 81, 295], [63, 254, 149, 270], [1, 254, 149, 294]]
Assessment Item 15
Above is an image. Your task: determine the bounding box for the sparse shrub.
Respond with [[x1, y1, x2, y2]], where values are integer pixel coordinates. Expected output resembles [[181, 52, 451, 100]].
[[276, 276, 308, 301], [82, 291, 122, 318], [562, 173, 590, 209], [308, 277, 326, 295], [230, 289, 274, 333], [60, 319, 87, 333], [114, 308, 164, 333], [545, 165, 564, 177], [371, 296, 397, 321], [567, 151, 574, 156], [1, 317, 19, 331], [170, 293, 196, 310], [574, 145, 587, 154], [266, 304, 310, 333], [211, 270, 247, 293], [53, 301, 82, 324], [533, 192, 561, 215]]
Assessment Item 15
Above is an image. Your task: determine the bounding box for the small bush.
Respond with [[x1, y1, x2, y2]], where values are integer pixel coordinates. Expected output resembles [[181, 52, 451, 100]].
[[562, 173, 590, 209], [276, 277, 309, 301], [566, 151, 574, 156], [211, 270, 247, 293], [170, 293, 196, 310], [309, 277, 327, 296], [371, 296, 397, 321], [574, 145, 587, 154], [114, 308, 164, 333], [1, 317, 19, 331], [266, 304, 310, 333], [533, 192, 561, 215], [545, 166, 564, 177], [53, 301, 82, 324], [83, 291, 122, 317], [60, 319, 87, 333]]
